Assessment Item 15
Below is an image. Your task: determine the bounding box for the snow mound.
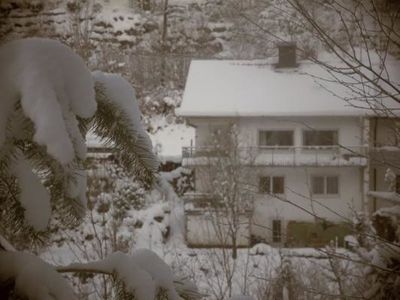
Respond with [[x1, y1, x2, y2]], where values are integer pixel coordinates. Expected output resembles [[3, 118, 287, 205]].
[[249, 243, 272, 255]]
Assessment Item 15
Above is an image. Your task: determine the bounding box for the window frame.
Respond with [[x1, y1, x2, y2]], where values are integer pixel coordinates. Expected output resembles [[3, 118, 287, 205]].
[[259, 176, 285, 195], [258, 129, 294, 148], [311, 175, 340, 196], [302, 129, 339, 147]]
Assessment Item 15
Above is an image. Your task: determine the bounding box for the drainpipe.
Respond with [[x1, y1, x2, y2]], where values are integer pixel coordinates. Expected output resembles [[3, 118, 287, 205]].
[[373, 168, 377, 212], [373, 117, 378, 212], [361, 116, 371, 214]]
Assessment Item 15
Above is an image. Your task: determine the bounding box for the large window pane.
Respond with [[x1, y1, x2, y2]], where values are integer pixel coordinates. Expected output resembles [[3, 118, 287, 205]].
[[303, 130, 338, 146], [312, 176, 324, 194], [259, 130, 293, 146], [312, 175, 339, 195], [273, 176, 285, 194], [259, 176, 285, 194], [327, 176, 339, 194]]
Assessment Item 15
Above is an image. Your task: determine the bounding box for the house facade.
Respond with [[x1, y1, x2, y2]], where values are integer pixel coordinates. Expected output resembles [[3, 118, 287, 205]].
[[178, 46, 400, 247]]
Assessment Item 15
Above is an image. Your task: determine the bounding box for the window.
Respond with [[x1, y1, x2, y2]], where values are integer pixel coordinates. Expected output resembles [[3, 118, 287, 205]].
[[312, 176, 324, 194], [272, 220, 282, 243], [311, 176, 339, 195], [259, 130, 294, 146], [278, 42, 297, 68], [326, 176, 339, 194], [259, 177, 270, 193], [303, 130, 338, 146], [396, 175, 400, 194], [259, 176, 285, 194]]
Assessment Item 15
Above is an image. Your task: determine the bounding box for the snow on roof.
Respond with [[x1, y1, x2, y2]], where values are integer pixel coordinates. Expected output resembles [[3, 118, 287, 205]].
[[149, 117, 195, 162], [178, 58, 400, 117]]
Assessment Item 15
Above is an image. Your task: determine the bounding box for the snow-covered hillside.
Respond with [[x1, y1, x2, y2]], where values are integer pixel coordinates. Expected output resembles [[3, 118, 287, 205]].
[[0, 0, 230, 53]]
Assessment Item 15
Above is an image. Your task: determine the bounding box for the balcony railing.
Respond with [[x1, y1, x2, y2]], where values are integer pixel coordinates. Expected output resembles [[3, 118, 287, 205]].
[[183, 192, 216, 211], [182, 146, 367, 167], [368, 146, 400, 166]]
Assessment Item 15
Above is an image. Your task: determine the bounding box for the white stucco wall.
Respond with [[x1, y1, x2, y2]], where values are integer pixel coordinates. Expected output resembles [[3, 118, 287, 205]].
[[190, 116, 364, 148], [185, 116, 366, 245], [185, 212, 251, 247], [250, 166, 363, 242]]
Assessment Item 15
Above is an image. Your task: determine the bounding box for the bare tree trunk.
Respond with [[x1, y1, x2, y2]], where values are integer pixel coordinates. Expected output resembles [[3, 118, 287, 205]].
[[232, 235, 238, 259]]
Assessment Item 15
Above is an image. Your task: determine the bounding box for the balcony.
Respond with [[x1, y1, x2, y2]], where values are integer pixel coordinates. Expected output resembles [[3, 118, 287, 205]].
[[183, 193, 216, 213], [368, 146, 400, 166], [182, 146, 367, 167]]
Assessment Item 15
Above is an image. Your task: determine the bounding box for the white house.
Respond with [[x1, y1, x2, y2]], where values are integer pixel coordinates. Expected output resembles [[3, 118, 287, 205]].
[[178, 44, 400, 247]]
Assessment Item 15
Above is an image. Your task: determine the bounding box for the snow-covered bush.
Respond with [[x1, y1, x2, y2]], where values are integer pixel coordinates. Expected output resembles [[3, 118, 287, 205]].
[[358, 207, 400, 299], [140, 88, 184, 130], [50, 159, 182, 298], [0, 38, 200, 300], [161, 166, 194, 196]]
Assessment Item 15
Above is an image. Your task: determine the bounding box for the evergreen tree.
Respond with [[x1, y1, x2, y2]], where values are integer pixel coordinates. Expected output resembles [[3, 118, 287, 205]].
[[0, 38, 200, 300]]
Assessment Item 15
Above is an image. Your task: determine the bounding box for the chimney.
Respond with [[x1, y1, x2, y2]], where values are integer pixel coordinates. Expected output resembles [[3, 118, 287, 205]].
[[277, 42, 297, 68]]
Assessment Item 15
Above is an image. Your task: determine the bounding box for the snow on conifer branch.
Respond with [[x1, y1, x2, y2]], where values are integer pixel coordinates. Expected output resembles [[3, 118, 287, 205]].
[[0, 251, 77, 300], [92, 71, 160, 185], [0, 37, 183, 300], [56, 249, 202, 300], [10, 151, 51, 231], [0, 38, 98, 231], [0, 38, 158, 235], [0, 38, 96, 165]]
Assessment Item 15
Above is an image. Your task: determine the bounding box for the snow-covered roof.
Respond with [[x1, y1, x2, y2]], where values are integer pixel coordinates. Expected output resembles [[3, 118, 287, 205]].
[[149, 121, 195, 163], [178, 58, 400, 117]]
